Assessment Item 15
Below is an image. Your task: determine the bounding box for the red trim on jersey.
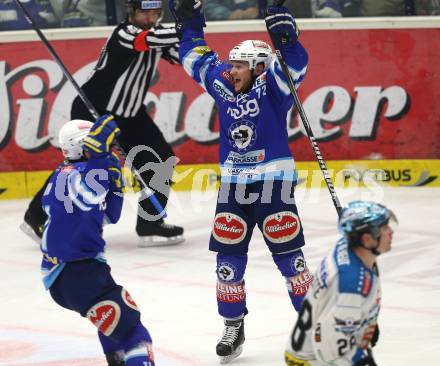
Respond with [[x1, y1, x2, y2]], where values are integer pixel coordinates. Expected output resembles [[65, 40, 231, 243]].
[[134, 30, 149, 52]]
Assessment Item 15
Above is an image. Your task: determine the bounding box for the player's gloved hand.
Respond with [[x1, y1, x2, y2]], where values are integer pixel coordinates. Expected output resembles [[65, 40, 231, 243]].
[[370, 324, 379, 347], [108, 152, 125, 193], [265, 6, 299, 49], [353, 354, 378, 366], [352, 348, 378, 366], [83, 114, 120, 158], [169, 0, 205, 32]]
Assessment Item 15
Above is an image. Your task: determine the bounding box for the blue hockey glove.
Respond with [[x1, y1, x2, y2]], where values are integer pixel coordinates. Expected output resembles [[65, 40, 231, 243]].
[[83, 114, 120, 158], [352, 348, 378, 366], [169, 0, 205, 31], [265, 6, 299, 48], [108, 152, 125, 193]]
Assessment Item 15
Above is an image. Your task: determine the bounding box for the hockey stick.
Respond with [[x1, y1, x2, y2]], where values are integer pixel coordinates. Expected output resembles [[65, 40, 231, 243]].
[[13, 0, 166, 218], [266, 0, 342, 217]]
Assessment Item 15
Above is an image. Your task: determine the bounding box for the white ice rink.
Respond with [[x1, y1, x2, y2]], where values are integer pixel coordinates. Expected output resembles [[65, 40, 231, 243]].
[[1, 187, 439, 366]]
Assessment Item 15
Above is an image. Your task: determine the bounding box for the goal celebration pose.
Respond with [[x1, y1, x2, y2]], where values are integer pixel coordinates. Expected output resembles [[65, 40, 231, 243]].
[[170, 0, 312, 362]]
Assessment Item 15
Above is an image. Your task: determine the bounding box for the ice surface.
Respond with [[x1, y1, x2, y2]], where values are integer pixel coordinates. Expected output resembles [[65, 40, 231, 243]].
[[1, 187, 439, 365]]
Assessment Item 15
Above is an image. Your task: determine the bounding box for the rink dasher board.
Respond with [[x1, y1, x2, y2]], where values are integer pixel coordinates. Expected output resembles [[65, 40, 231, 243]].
[[1, 159, 439, 200]]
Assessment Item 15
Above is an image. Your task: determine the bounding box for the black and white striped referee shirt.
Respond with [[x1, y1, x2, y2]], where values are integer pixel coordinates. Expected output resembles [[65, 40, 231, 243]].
[[81, 21, 180, 119]]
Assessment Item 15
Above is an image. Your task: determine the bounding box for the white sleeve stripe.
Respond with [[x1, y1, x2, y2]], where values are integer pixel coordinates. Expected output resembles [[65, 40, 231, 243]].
[[118, 40, 134, 49], [118, 28, 136, 41], [268, 20, 295, 30], [147, 35, 179, 45], [265, 13, 295, 22]]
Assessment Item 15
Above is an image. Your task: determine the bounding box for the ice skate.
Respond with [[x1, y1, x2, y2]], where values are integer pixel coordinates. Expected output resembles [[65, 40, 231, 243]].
[[20, 210, 43, 245], [216, 319, 245, 364], [137, 221, 185, 247]]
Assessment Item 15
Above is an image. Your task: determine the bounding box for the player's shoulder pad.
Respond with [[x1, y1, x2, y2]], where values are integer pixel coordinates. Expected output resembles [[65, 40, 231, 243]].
[[334, 239, 374, 297]]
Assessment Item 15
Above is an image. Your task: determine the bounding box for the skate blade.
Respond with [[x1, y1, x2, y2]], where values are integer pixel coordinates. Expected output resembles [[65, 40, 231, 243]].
[[19, 222, 42, 245], [137, 235, 185, 248], [219, 345, 243, 364]]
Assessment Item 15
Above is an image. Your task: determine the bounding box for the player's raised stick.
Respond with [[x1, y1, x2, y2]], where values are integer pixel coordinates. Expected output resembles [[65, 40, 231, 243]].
[[266, 0, 342, 217], [13, 0, 166, 218]]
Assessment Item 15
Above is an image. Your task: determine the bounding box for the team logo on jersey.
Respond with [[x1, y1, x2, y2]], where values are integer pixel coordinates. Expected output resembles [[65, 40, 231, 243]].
[[228, 120, 257, 152], [217, 262, 238, 282], [213, 80, 236, 102], [86, 300, 121, 336], [121, 288, 139, 311], [292, 254, 306, 273], [225, 149, 265, 165], [263, 211, 301, 243], [334, 316, 361, 334], [213, 212, 247, 244]]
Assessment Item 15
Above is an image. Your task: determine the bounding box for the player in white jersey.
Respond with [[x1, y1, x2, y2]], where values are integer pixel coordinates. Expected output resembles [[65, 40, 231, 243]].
[[285, 200, 397, 366]]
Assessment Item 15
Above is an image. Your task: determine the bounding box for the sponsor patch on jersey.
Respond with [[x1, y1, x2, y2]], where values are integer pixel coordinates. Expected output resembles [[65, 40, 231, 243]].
[[216, 281, 246, 303], [221, 70, 234, 83], [359, 270, 372, 296], [228, 120, 257, 152], [213, 79, 235, 102], [314, 323, 322, 342], [86, 300, 121, 336], [212, 212, 247, 244], [334, 316, 361, 334], [252, 73, 267, 89], [193, 46, 212, 55], [290, 268, 313, 296], [60, 165, 74, 172], [217, 262, 238, 282], [121, 288, 139, 311], [263, 211, 301, 243], [225, 149, 265, 165], [336, 241, 350, 266]]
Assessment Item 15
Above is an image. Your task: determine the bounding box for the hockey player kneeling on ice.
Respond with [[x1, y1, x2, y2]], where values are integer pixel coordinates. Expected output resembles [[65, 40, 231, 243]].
[[170, 0, 312, 363], [285, 201, 398, 366], [40, 115, 155, 366]]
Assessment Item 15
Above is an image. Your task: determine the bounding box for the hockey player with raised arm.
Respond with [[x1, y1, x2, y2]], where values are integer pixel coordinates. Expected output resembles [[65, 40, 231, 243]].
[[41, 115, 155, 366], [169, 0, 312, 363], [22, 0, 184, 247], [285, 201, 397, 366]]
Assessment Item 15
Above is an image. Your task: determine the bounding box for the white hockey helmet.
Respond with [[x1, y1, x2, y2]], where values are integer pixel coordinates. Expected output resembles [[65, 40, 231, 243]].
[[58, 119, 93, 160], [229, 40, 273, 70]]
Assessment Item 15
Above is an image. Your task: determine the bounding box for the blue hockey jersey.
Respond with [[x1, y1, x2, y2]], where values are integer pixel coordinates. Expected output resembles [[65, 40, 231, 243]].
[[179, 28, 308, 184], [40, 156, 123, 289]]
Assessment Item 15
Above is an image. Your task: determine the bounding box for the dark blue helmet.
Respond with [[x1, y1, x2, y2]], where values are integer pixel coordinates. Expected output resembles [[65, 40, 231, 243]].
[[338, 201, 396, 241]]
